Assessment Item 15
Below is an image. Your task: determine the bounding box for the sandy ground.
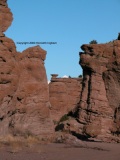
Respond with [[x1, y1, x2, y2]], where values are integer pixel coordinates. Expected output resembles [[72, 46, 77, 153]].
[[0, 142, 120, 160]]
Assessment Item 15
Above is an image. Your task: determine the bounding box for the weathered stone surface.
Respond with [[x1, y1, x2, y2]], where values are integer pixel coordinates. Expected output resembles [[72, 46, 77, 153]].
[[0, 0, 54, 139], [54, 131, 87, 147], [9, 46, 54, 137], [1, 0, 120, 144], [0, 0, 13, 36], [0, 41, 54, 137], [49, 75, 82, 122], [78, 41, 120, 142]]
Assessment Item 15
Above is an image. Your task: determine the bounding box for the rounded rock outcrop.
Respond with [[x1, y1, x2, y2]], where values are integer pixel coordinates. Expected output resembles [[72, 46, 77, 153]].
[[0, 0, 13, 36]]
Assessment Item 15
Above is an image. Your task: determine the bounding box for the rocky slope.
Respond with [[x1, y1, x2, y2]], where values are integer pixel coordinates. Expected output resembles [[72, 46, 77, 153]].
[[0, 0, 54, 139]]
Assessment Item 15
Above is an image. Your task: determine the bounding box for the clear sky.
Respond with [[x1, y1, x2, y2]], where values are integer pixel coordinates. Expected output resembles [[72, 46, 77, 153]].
[[6, 0, 120, 80]]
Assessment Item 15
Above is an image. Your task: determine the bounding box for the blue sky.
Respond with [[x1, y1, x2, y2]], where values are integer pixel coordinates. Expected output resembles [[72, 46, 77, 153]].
[[6, 0, 120, 80]]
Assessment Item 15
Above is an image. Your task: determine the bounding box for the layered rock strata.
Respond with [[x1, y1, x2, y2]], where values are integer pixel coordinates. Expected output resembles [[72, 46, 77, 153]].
[[78, 41, 120, 142], [49, 74, 82, 122]]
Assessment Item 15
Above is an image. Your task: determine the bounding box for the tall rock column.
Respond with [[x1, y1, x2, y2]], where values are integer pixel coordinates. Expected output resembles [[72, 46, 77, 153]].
[[79, 42, 120, 142], [8, 46, 54, 137], [0, 0, 54, 139]]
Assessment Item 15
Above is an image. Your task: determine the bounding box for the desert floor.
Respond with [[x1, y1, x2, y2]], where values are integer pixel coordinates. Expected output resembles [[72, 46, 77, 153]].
[[0, 141, 120, 160]]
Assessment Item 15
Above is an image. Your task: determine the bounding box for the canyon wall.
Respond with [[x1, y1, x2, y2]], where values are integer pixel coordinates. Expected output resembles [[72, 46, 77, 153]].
[[0, 0, 120, 143], [0, 0, 54, 139], [49, 74, 82, 122]]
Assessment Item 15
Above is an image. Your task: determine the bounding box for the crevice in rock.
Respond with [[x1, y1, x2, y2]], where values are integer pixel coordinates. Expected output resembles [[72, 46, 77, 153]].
[[68, 104, 79, 119], [17, 97, 23, 102], [71, 131, 90, 141], [0, 56, 6, 62], [0, 40, 3, 44], [0, 116, 4, 121], [86, 109, 98, 115], [9, 121, 14, 128], [55, 123, 64, 131], [112, 131, 120, 136], [0, 80, 11, 84], [87, 78, 91, 108], [7, 110, 17, 117]]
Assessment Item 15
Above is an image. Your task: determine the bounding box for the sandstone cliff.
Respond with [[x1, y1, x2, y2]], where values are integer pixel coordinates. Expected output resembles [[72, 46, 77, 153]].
[[49, 74, 82, 122], [0, 0, 54, 139]]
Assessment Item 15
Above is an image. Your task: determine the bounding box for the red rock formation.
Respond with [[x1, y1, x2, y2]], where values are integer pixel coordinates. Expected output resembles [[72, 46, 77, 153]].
[[0, 0, 54, 138], [49, 74, 82, 122], [0, 0, 13, 36], [1, 0, 120, 144], [78, 41, 120, 142]]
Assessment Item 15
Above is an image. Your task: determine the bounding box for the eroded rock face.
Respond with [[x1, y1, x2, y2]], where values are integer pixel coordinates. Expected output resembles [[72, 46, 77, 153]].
[[78, 41, 120, 142], [8, 46, 54, 137], [49, 75, 82, 122], [0, 43, 54, 138], [0, 0, 54, 138], [1, 0, 120, 143], [0, 0, 13, 36]]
